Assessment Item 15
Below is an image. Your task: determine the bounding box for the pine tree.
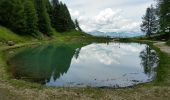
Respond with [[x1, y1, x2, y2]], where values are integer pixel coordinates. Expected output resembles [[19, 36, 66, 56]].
[[0, 0, 26, 34], [51, 0, 75, 32], [51, 0, 60, 31], [0, 0, 77, 37], [141, 5, 158, 38], [158, 0, 170, 36], [52, 0, 59, 6], [34, 0, 53, 36], [45, 0, 53, 17], [24, 0, 38, 35], [63, 4, 75, 31]]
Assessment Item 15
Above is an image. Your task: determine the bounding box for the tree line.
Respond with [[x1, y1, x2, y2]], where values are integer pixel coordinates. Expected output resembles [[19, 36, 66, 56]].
[[0, 0, 82, 37], [141, 0, 170, 39]]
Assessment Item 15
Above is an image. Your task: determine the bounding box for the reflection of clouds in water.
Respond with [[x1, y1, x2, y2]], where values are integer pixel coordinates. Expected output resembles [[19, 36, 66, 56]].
[[73, 43, 146, 65], [45, 43, 157, 87], [120, 44, 145, 52]]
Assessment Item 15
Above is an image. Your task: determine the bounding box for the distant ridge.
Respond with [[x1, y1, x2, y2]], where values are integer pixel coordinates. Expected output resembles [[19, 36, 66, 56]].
[[88, 31, 145, 38]]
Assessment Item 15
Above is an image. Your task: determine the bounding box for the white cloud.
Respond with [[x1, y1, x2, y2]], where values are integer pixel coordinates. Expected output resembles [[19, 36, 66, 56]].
[[69, 8, 140, 32], [69, 9, 80, 19], [62, 0, 154, 33]]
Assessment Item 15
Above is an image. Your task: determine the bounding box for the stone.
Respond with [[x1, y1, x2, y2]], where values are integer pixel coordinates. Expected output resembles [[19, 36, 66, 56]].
[[7, 41, 15, 46]]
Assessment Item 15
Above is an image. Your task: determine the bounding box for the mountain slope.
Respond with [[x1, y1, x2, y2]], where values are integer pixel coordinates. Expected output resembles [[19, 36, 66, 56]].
[[0, 26, 25, 43]]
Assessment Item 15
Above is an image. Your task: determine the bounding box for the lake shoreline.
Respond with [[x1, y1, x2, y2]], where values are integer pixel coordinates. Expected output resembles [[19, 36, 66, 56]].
[[0, 37, 170, 99]]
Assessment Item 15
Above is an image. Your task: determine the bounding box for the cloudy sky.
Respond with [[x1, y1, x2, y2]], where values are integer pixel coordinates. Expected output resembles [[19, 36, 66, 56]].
[[61, 0, 154, 32]]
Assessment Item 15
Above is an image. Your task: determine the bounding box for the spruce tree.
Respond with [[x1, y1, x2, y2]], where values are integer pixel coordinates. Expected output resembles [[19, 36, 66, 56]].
[[0, 0, 26, 34], [63, 4, 75, 31], [35, 0, 53, 36], [0, 0, 76, 37], [45, 0, 53, 17], [51, 0, 75, 32], [24, 0, 38, 35], [51, 0, 60, 31], [52, 0, 59, 6], [158, 0, 170, 36], [141, 5, 158, 38]]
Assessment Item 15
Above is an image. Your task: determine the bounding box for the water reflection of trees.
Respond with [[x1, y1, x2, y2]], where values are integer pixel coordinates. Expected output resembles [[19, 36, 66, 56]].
[[139, 45, 159, 77], [8, 43, 84, 84]]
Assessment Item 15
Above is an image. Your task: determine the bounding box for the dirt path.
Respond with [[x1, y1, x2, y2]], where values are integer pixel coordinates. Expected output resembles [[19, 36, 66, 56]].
[[0, 88, 25, 100], [154, 42, 170, 55]]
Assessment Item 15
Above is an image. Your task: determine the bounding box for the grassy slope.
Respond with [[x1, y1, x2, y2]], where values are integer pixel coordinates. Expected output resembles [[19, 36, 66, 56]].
[[153, 43, 170, 86], [0, 26, 27, 43]]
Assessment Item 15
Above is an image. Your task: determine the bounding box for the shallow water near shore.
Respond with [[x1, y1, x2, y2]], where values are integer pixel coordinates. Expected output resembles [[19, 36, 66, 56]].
[[7, 42, 159, 88]]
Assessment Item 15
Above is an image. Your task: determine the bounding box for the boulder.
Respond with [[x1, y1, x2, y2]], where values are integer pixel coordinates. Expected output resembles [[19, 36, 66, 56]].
[[7, 41, 15, 46]]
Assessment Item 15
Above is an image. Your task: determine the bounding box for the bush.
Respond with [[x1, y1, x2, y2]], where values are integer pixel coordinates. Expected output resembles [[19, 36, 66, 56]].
[[166, 39, 170, 46]]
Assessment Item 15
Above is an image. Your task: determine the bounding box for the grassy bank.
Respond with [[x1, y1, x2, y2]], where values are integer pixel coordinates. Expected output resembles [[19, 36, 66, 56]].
[[0, 25, 111, 46], [0, 26, 31, 43], [149, 43, 170, 86]]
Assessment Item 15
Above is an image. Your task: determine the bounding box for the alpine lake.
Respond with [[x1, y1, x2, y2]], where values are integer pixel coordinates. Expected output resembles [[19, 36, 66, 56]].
[[6, 42, 159, 88]]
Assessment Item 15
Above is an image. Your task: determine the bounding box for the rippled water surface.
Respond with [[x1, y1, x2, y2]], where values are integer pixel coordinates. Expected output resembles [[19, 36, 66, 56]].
[[7, 42, 159, 87]]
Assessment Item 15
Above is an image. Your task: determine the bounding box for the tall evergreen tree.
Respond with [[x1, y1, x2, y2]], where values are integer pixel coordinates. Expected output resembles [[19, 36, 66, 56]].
[[34, 0, 53, 36], [52, 0, 59, 6], [158, 0, 170, 36], [0, 0, 26, 34], [51, 0, 75, 32], [141, 5, 158, 37], [63, 4, 75, 30], [0, 0, 77, 37], [50, 0, 59, 30], [24, 0, 38, 35], [45, 0, 53, 16]]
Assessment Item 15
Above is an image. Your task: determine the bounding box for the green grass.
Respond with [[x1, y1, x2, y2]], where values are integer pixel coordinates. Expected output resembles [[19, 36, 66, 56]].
[[62, 30, 90, 36], [51, 30, 112, 43], [155, 49, 170, 85], [0, 26, 27, 43], [166, 39, 170, 46], [52, 30, 90, 37], [0, 25, 110, 44], [116, 37, 149, 43], [148, 43, 170, 86]]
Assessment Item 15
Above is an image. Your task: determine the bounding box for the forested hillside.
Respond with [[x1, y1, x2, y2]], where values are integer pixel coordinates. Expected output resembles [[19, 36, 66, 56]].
[[0, 0, 81, 38]]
